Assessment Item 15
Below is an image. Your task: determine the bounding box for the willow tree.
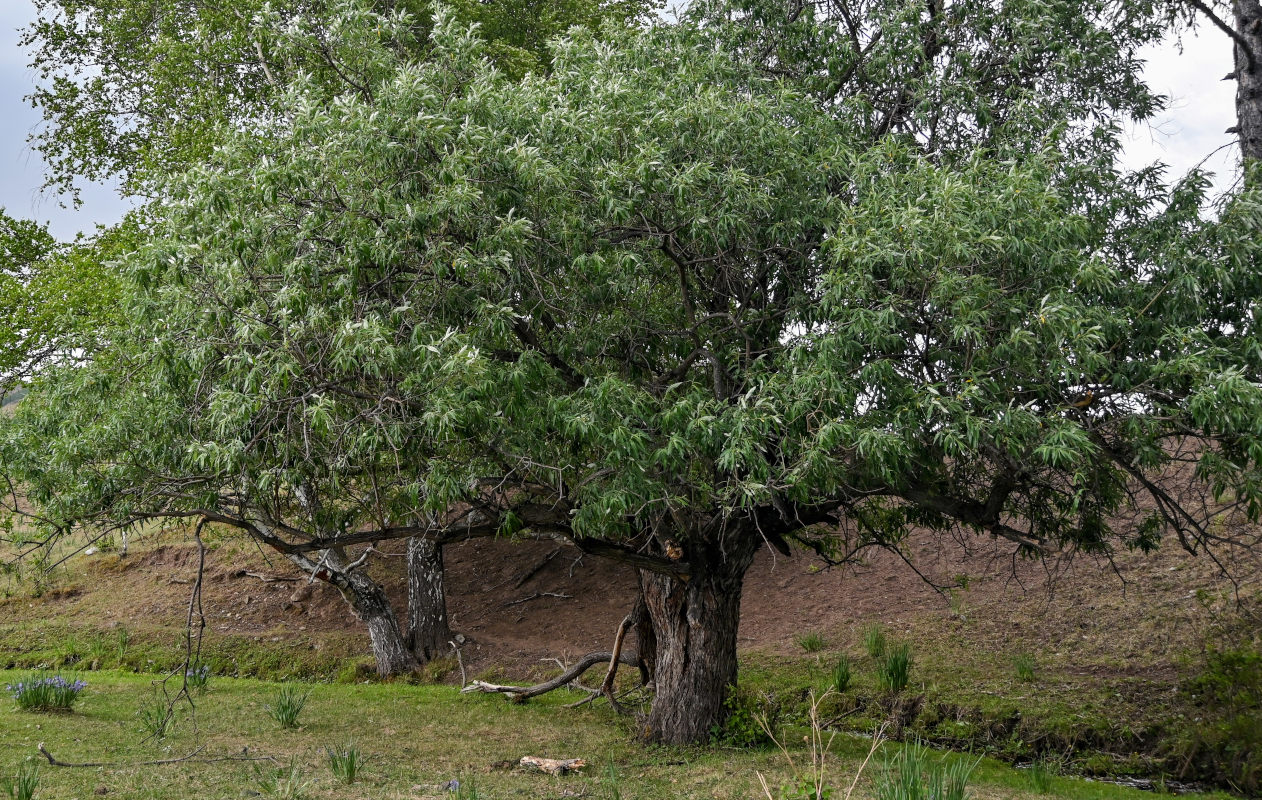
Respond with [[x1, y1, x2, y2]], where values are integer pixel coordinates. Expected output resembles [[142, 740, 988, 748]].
[[5, 3, 1261, 741], [15, 0, 654, 671]]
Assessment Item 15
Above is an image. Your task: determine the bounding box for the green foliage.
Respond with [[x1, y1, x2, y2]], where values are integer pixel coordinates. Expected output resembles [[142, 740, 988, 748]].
[[1013, 654, 1038, 683], [266, 686, 310, 730], [1177, 644, 1262, 794], [796, 632, 826, 653], [864, 626, 888, 660], [832, 656, 852, 694], [253, 760, 310, 800], [325, 742, 364, 784], [0, 761, 38, 800], [137, 697, 176, 739], [878, 645, 913, 693], [710, 686, 777, 748], [22, 0, 657, 199], [875, 742, 977, 800]]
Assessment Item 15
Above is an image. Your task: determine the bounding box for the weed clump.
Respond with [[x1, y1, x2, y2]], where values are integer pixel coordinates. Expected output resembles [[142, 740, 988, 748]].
[[326, 742, 363, 784], [832, 656, 853, 694], [1013, 653, 1037, 683], [864, 624, 888, 660], [267, 686, 310, 730], [796, 632, 827, 653], [875, 741, 977, 800], [0, 761, 39, 800], [878, 644, 912, 693]]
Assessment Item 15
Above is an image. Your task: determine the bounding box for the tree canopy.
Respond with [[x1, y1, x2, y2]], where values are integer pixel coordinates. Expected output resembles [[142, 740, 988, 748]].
[[3, 1, 1261, 743], [22, 0, 655, 200]]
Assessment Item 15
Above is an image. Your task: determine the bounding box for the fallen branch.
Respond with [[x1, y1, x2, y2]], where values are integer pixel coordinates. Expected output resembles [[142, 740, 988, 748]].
[[503, 591, 571, 607], [461, 651, 640, 702], [38, 743, 279, 768]]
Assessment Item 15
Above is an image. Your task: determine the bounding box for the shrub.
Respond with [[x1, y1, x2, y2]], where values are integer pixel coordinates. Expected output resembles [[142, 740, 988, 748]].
[[267, 686, 310, 730], [6, 674, 86, 712], [796, 632, 827, 653], [832, 656, 853, 694], [1013, 653, 1037, 683], [878, 644, 912, 693], [864, 624, 888, 660], [0, 761, 39, 800], [326, 742, 363, 784]]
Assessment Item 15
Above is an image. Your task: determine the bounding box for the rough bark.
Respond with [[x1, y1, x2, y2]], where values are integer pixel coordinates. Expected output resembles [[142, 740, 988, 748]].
[[638, 532, 759, 745], [342, 561, 419, 677], [1235, 0, 1262, 164], [631, 578, 656, 687], [405, 537, 451, 662], [279, 547, 418, 677]]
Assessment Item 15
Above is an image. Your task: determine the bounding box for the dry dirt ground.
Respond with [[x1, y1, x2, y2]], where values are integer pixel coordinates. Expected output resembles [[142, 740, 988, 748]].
[[8, 522, 1258, 686]]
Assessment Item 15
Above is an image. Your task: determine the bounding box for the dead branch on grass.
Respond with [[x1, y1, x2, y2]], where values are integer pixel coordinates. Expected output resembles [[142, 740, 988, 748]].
[[38, 743, 279, 769], [461, 650, 640, 702]]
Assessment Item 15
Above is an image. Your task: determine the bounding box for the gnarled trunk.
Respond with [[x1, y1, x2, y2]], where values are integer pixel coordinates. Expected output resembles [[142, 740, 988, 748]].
[[631, 578, 656, 687], [281, 546, 417, 678], [405, 537, 451, 662], [638, 533, 758, 744], [341, 562, 419, 677]]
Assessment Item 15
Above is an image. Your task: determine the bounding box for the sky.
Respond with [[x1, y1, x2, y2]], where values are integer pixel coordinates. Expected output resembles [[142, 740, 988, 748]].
[[0, 3, 1242, 242]]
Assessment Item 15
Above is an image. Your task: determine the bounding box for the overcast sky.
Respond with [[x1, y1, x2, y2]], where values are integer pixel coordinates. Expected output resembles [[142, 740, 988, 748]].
[[0, 3, 1241, 242]]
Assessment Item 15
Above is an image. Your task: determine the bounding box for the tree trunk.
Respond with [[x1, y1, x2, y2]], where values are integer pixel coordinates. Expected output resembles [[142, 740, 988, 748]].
[[631, 578, 656, 687], [1234, 0, 1262, 164], [405, 537, 451, 662], [281, 547, 418, 678], [638, 533, 758, 745], [342, 563, 419, 677]]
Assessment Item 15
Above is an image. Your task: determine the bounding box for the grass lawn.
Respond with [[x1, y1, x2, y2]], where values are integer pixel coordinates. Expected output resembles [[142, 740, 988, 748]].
[[0, 670, 1235, 800]]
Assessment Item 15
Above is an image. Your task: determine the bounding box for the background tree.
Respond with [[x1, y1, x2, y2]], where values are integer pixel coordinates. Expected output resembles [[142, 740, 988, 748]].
[[5, 1, 1261, 742], [0, 210, 126, 393]]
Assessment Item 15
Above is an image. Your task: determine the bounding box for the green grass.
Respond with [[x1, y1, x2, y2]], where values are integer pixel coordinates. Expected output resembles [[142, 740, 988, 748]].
[[833, 655, 853, 694], [0, 670, 1235, 800], [266, 686, 309, 730], [878, 644, 913, 693], [1013, 653, 1038, 683], [796, 632, 827, 653], [864, 624, 888, 660]]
